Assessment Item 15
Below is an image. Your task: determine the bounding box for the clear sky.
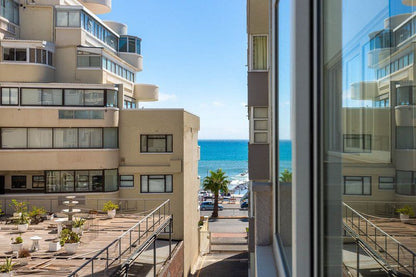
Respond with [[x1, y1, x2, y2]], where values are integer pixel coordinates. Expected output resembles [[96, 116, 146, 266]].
[[100, 0, 248, 140]]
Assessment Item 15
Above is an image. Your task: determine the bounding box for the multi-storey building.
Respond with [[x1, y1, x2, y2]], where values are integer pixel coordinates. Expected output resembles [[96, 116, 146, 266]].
[[0, 0, 200, 275], [248, 0, 416, 276]]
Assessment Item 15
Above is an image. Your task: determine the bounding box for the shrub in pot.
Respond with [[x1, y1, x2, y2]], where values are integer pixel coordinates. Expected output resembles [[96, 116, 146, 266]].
[[17, 248, 31, 266], [28, 206, 46, 225], [15, 214, 29, 232], [60, 229, 80, 254], [9, 199, 27, 218], [72, 218, 86, 235], [396, 205, 415, 222], [103, 201, 119, 219], [10, 237, 23, 253], [0, 258, 15, 277]]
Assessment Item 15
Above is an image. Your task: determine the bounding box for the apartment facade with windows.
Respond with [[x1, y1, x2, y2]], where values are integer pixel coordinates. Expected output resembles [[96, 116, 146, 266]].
[[248, 0, 416, 276], [0, 0, 200, 275]]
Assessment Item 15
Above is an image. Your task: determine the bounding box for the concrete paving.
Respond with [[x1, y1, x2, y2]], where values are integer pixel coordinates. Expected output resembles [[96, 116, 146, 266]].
[[191, 252, 248, 277]]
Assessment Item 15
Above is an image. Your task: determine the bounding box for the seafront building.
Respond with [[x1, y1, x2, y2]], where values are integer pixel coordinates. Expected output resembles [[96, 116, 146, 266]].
[[0, 0, 200, 275], [248, 0, 416, 276]]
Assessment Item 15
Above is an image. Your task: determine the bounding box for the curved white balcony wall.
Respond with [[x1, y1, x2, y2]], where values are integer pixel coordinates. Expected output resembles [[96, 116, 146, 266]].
[[134, 84, 159, 102], [350, 81, 378, 100], [82, 0, 111, 14], [368, 48, 391, 68], [103, 21, 128, 36], [119, 52, 143, 71], [395, 105, 416, 126], [384, 13, 412, 28]]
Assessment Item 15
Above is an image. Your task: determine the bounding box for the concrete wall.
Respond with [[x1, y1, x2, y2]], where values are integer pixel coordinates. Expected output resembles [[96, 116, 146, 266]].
[[20, 6, 54, 42]]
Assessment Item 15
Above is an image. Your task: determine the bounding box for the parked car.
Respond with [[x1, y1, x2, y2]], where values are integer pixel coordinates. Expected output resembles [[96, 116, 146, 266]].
[[200, 201, 224, 211], [240, 200, 248, 209]]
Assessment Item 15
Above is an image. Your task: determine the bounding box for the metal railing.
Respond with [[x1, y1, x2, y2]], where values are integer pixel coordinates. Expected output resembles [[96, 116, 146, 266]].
[[343, 202, 416, 276], [68, 199, 171, 277]]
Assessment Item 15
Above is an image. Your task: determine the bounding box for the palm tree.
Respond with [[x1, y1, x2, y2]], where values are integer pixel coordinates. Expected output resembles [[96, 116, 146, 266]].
[[279, 169, 292, 183], [203, 169, 230, 218]]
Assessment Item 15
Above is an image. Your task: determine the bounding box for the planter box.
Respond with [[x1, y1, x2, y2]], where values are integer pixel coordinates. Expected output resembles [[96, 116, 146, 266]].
[[400, 213, 410, 223], [17, 224, 28, 232], [17, 257, 30, 266], [107, 210, 116, 219], [13, 212, 21, 218], [65, 243, 79, 254], [0, 272, 12, 277], [48, 241, 61, 252], [11, 243, 23, 253]]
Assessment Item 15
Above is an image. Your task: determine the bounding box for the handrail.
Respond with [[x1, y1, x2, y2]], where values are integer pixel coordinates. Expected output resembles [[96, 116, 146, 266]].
[[343, 202, 401, 244], [68, 199, 170, 276], [343, 202, 416, 276]]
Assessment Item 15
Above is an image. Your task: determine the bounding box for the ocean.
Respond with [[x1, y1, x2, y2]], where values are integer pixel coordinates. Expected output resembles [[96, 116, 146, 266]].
[[198, 140, 292, 189]]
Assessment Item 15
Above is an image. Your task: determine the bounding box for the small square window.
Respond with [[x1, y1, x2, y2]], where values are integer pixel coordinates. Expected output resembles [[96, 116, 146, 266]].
[[12, 176, 27, 189], [120, 175, 134, 187]]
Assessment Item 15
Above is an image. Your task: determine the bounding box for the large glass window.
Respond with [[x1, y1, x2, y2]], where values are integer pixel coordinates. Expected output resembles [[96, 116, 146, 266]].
[[140, 175, 173, 193], [396, 170, 416, 195], [3, 48, 26, 62], [53, 128, 78, 148], [78, 128, 102, 148], [84, 90, 104, 106], [80, 11, 118, 50], [77, 51, 101, 68], [104, 128, 118, 148], [396, 127, 416, 149], [46, 170, 108, 193], [106, 90, 118, 107], [104, 169, 118, 192], [32, 175, 45, 189], [1, 128, 27, 148], [56, 10, 80, 27], [65, 89, 84, 106], [140, 135, 173, 153], [28, 128, 52, 148], [1, 88, 18, 105], [0, 0, 19, 24]]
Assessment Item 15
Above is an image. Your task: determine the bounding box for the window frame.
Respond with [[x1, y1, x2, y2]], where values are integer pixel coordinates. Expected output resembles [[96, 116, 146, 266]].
[[120, 175, 134, 188], [343, 134, 372, 153], [343, 176, 372, 196], [249, 34, 269, 72], [378, 176, 395, 190], [1, 87, 19, 106], [140, 134, 173, 153], [11, 176, 27, 189], [32, 175, 46, 189], [140, 175, 173, 193]]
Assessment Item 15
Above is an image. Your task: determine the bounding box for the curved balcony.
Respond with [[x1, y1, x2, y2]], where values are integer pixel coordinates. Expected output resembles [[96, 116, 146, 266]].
[[134, 84, 159, 102], [103, 21, 127, 36], [82, 0, 111, 14], [395, 105, 416, 126], [118, 35, 143, 71]]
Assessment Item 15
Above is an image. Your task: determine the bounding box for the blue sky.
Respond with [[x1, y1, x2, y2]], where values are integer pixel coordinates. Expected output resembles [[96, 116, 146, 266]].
[[100, 0, 248, 139]]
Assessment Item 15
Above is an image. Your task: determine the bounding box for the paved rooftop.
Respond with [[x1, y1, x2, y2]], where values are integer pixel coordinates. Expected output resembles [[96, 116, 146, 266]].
[[0, 212, 169, 276]]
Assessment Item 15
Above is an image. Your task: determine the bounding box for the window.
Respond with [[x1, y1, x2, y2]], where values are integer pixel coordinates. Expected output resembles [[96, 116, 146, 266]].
[[54, 128, 78, 148], [250, 107, 268, 143], [3, 48, 26, 62], [1, 87, 18, 105], [77, 51, 101, 68], [120, 175, 134, 187], [379, 176, 394, 190], [75, 171, 90, 192], [344, 176, 371, 195], [106, 90, 118, 107], [28, 128, 52, 148], [84, 90, 104, 106], [396, 127, 416, 149], [141, 135, 173, 153], [396, 171, 416, 195], [343, 134, 371, 153], [12, 176, 26, 189], [102, 56, 135, 82], [32, 175, 45, 189], [21, 88, 62, 106], [80, 11, 118, 50], [78, 128, 102, 148], [252, 35, 267, 70], [65, 89, 84, 106], [1, 128, 27, 148], [46, 170, 107, 193], [104, 128, 118, 148], [140, 175, 173, 193], [104, 169, 118, 192], [56, 10, 80, 27], [0, 0, 19, 24], [28, 48, 52, 65]]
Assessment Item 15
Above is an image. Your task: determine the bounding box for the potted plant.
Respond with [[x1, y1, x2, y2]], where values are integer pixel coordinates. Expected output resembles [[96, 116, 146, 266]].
[[0, 258, 15, 277], [28, 206, 46, 225], [60, 229, 80, 254], [396, 205, 415, 222], [46, 212, 54, 220], [103, 201, 119, 219], [15, 214, 29, 232], [72, 218, 86, 235], [10, 237, 23, 253], [48, 239, 61, 252], [17, 248, 30, 266], [9, 199, 27, 218]]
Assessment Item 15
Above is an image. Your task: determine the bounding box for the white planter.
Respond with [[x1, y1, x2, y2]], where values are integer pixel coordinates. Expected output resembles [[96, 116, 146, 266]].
[[13, 212, 21, 218], [46, 214, 54, 220], [10, 243, 23, 253], [0, 272, 12, 277], [400, 213, 410, 222], [107, 209, 116, 219], [65, 242, 79, 254], [48, 241, 61, 252], [17, 224, 28, 232]]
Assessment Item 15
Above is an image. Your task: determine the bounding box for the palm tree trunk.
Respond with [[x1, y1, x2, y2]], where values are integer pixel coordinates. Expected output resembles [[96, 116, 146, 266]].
[[212, 191, 219, 217]]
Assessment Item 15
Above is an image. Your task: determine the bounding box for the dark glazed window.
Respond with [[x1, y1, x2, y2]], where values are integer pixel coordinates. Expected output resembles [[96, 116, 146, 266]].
[[140, 135, 173, 153], [140, 175, 173, 193], [12, 176, 26, 189], [120, 175, 134, 187], [32, 175, 45, 189]]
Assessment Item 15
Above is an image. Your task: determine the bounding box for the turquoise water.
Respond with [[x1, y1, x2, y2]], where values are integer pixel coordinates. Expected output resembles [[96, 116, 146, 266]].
[[198, 140, 292, 183]]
